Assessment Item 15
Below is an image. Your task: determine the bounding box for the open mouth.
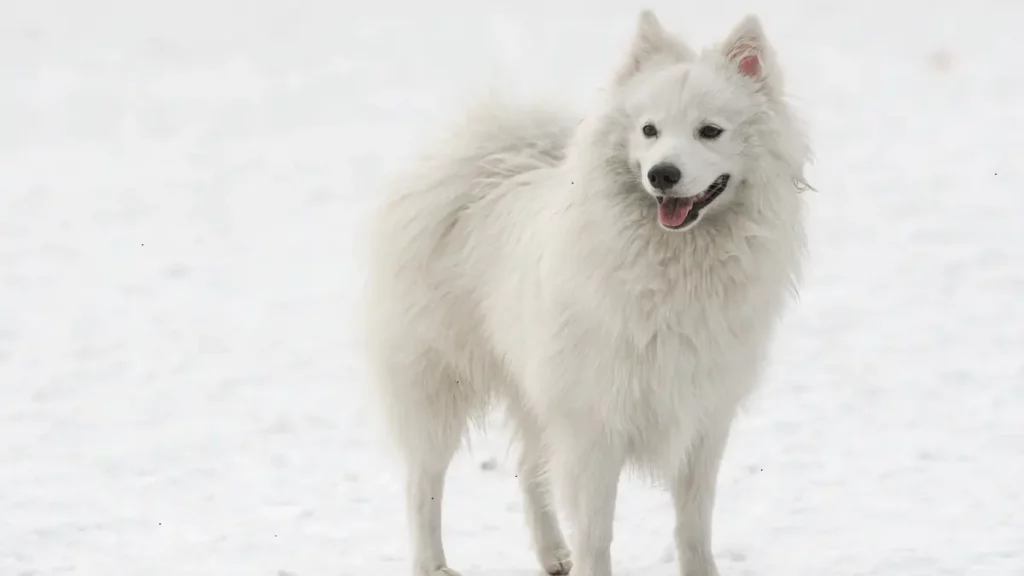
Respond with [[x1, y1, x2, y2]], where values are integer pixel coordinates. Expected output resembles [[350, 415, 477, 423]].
[[655, 174, 731, 230]]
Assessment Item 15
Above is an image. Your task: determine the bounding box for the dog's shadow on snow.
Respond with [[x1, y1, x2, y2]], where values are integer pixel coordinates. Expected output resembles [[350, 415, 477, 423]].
[[460, 565, 667, 569], [462, 555, 752, 576], [461, 564, 685, 576]]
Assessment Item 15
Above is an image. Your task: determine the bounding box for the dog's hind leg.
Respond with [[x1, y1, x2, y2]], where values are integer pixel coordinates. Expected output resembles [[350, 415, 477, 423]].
[[375, 352, 474, 576], [506, 396, 572, 575]]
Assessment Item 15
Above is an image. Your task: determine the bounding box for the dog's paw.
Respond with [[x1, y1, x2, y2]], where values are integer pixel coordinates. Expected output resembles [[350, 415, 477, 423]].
[[543, 560, 572, 575], [540, 547, 572, 575]]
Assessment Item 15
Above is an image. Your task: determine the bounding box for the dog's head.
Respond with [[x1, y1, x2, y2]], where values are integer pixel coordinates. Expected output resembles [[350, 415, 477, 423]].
[[612, 11, 794, 232]]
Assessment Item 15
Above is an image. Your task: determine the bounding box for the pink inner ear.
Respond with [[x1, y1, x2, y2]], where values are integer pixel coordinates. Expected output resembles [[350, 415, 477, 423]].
[[738, 53, 761, 78]]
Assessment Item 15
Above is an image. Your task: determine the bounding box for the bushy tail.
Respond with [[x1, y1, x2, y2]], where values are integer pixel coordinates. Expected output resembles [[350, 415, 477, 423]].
[[367, 98, 575, 272]]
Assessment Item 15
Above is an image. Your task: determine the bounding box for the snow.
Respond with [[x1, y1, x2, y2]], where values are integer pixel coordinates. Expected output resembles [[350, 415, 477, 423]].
[[1, 0, 1022, 574]]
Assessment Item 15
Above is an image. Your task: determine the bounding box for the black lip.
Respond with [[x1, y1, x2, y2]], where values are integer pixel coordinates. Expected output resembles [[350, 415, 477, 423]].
[[656, 174, 731, 229], [691, 173, 730, 211]]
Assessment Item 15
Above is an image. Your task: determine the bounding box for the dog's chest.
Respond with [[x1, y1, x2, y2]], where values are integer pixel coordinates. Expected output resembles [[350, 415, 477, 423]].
[[581, 248, 788, 434], [525, 220, 799, 457], [622, 249, 783, 355]]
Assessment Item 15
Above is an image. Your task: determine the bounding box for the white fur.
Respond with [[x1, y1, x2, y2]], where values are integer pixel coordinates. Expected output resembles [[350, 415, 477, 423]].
[[362, 10, 811, 576]]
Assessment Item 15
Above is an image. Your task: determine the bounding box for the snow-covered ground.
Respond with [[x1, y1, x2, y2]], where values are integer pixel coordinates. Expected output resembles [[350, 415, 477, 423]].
[[2, 1, 1022, 574]]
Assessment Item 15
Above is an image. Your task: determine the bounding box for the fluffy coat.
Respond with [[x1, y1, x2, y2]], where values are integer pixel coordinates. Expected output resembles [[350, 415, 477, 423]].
[[362, 10, 811, 576]]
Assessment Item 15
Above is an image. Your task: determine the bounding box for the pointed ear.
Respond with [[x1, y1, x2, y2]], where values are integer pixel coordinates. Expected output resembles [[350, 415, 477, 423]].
[[721, 15, 769, 82], [615, 10, 695, 86]]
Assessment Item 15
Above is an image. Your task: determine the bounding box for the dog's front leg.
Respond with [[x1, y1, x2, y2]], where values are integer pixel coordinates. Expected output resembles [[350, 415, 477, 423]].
[[670, 420, 733, 576], [551, 430, 624, 576]]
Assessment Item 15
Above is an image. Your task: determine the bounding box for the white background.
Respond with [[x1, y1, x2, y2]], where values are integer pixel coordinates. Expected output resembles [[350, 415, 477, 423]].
[[1, 0, 1021, 574]]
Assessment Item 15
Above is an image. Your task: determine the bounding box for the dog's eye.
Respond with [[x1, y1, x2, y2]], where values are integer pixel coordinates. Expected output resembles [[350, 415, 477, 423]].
[[697, 124, 724, 140], [641, 123, 659, 138]]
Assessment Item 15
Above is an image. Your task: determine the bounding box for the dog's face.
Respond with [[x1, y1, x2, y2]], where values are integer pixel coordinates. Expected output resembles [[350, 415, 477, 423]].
[[614, 12, 778, 232]]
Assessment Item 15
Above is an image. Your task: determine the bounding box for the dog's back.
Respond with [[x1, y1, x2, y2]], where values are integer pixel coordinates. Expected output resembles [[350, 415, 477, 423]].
[[366, 99, 573, 288]]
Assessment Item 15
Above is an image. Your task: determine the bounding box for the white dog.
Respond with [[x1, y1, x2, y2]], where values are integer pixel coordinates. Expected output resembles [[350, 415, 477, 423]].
[[363, 10, 811, 576]]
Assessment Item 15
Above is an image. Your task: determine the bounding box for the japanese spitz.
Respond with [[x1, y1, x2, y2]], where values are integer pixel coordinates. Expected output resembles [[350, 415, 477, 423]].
[[363, 10, 811, 576]]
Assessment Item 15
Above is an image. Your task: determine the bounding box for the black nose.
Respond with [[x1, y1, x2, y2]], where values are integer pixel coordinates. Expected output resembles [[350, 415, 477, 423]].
[[647, 163, 682, 191]]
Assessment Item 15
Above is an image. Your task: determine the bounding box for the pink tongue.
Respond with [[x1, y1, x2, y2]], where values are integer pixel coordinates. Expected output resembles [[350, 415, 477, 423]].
[[658, 198, 692, 228]]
